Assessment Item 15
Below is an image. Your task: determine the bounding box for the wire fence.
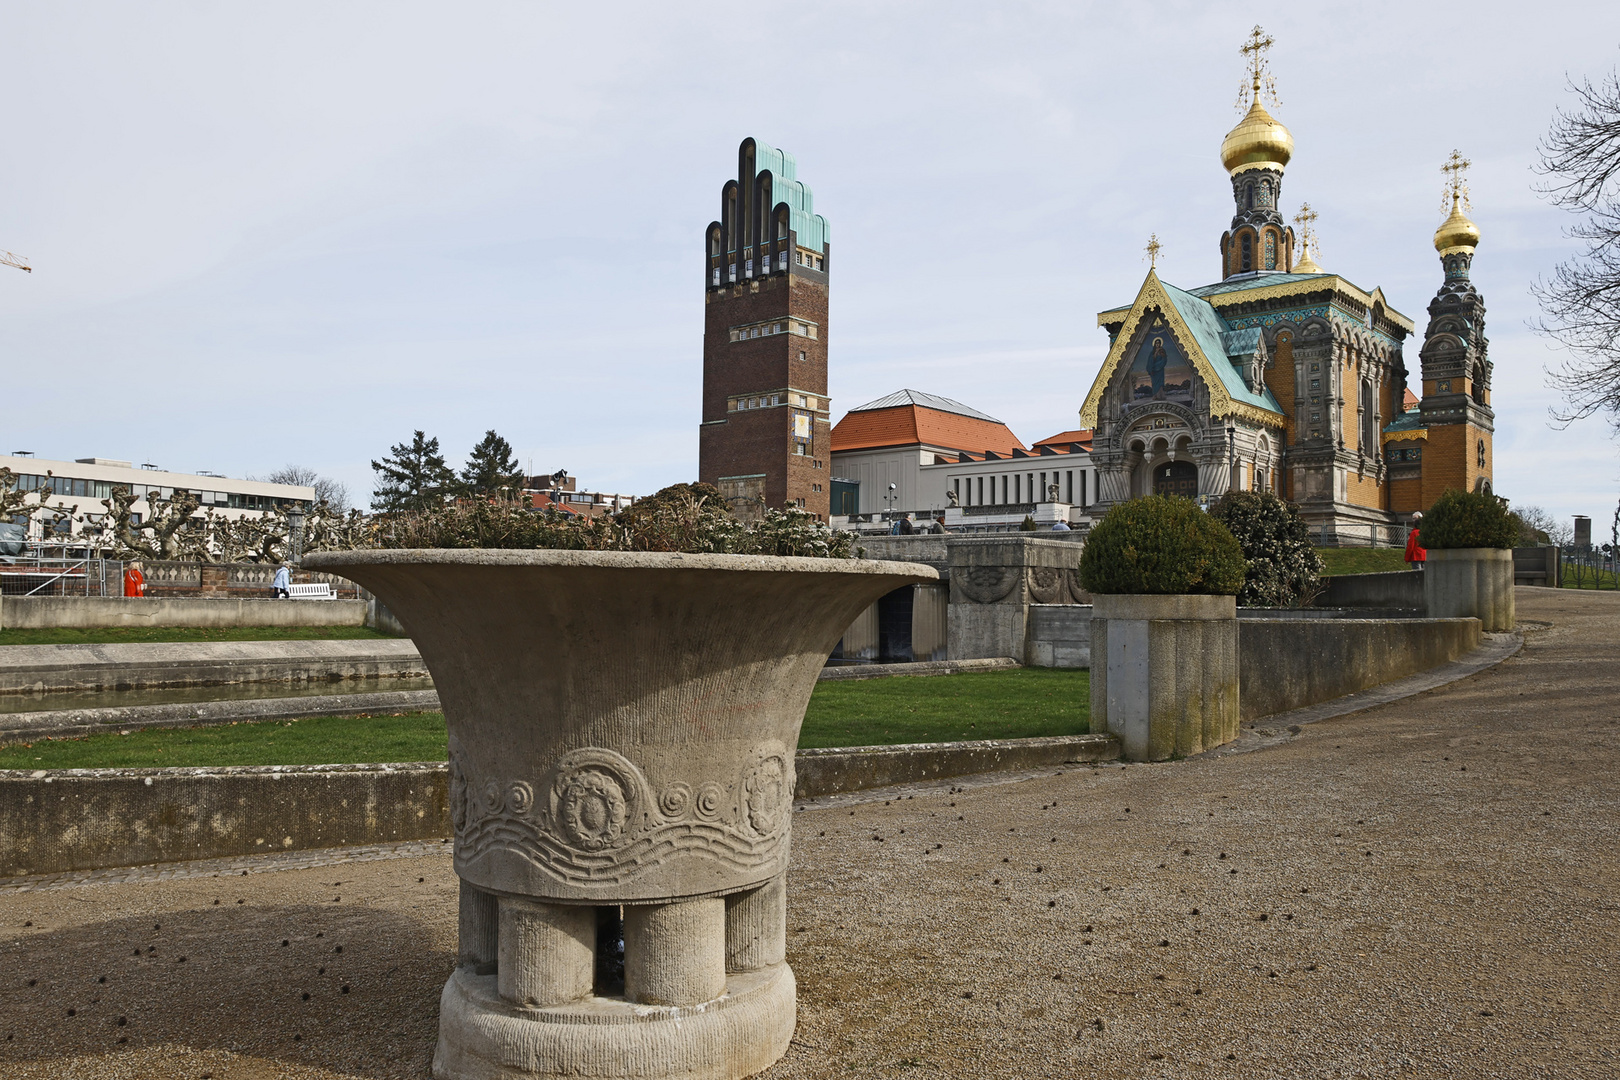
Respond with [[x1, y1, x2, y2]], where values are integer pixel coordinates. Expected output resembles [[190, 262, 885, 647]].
[[0, 545, 122, 597]]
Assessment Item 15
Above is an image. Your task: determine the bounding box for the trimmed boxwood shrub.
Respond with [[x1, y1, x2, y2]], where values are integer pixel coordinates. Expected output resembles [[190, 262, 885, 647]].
[[1208, 491, 1326, 607], [1420, 489, 1519, 550], [1079, 495, 1245, 595]]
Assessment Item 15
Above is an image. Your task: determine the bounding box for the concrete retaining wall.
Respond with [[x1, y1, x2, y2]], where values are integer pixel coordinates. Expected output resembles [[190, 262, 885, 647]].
[[1026, 604, 1092, 668], [1315, 571, 1424, 611], [0, 595, 370, 630], [0, 639, 428, 694], [794, 734, 1115, 799], [0, 763, 452, 877], [1239, 617, 1481, 721], [0, 733, 1120, 878]]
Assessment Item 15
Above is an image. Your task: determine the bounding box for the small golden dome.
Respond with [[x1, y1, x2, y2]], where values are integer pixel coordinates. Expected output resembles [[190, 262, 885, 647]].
[[1433, 195, 1480, 254], [1293, 249, 1324, 274], [1221, 95, 1294, 175]]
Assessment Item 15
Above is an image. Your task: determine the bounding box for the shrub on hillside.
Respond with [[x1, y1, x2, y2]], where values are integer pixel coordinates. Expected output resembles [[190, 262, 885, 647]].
[[377, 483, 858, 558], [1208, 491, 1326, 607], [1078, 496, 1245, 595], [1420, 489, 1519, 550]]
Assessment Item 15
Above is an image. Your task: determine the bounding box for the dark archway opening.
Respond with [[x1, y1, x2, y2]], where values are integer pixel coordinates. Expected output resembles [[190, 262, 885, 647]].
[[1153, 460, 1198, 499]]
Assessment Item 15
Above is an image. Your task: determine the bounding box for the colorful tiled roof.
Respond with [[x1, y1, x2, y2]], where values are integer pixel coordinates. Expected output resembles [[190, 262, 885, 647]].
[[1032, 429, 1093, 449], [832, 392, 1025, 455], [1159, 280, 1284, 417]]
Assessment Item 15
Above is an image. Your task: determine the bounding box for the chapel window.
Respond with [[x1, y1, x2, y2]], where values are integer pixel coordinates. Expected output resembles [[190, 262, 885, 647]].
[[1478, 440, 1486, 468], [1241, 234, 1252, 272]]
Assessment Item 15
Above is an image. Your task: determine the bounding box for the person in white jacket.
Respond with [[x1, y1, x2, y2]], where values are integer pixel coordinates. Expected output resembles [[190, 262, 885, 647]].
[[272, 563, 291, 599]]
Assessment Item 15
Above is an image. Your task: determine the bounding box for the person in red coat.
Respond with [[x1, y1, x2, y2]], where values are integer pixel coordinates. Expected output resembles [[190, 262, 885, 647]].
[[123, 562, 146, 597], [1405, 512, 1427, 571]]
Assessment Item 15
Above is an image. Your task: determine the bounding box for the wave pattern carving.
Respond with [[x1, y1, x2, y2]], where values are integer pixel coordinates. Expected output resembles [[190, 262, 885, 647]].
[[449, 741, 794, 887]]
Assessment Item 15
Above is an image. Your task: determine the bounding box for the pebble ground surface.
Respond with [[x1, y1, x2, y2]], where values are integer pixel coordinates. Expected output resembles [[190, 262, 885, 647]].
[[1, 587, 1615, 1079]]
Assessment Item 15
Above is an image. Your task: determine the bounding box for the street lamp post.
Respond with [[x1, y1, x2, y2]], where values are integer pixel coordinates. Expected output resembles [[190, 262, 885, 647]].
[[288, 505, 306, 564], [1226, 421, 1237, 492]]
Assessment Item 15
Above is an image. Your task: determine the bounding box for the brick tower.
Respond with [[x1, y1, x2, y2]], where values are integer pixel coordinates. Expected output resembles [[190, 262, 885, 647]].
[[699, 138, 832, 520]]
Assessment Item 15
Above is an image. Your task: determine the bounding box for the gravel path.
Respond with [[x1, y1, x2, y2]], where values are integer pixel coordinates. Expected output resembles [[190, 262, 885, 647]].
[[2, 587, 1615, 1079]]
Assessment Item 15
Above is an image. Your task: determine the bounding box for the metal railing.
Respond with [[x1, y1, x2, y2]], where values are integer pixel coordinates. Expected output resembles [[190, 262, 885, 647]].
[[1314, 523, 1411, 549], [1560, 551, 1619, 590]]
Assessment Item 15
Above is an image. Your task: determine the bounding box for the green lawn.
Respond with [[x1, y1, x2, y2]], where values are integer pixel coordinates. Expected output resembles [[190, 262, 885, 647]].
[[0, 625, 396, 647], [0, 668, 1092, 770], [1316, 547, 1410, 576]]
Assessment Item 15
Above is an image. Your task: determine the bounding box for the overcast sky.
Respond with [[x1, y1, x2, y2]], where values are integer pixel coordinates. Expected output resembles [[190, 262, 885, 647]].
[[2, 2, 1618, 529]]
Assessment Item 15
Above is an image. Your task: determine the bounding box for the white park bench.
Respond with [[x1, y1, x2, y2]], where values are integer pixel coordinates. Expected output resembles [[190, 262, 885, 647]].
[[286, 582, 337, 600]]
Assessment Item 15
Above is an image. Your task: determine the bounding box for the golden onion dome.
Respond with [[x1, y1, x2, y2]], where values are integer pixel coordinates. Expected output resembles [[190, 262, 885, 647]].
[[1433, 195, 1481, 254], [1221, 94, 1294, 175], [1293, 248, 1324, 274]]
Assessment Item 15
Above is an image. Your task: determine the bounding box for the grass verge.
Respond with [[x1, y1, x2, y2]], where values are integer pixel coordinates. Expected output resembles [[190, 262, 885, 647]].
[[0, 626, 396, 647], [1316, 547, 1410, 576], [0, 668, 1091, 769]]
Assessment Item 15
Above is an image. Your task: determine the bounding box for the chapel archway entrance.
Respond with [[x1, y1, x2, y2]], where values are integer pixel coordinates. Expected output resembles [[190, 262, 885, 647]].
[[1153, 460, 1198, 499]]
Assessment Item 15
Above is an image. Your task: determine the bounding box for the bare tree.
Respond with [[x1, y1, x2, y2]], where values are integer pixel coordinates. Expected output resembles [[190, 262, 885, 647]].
[[100, 486, 203, 560], [0, 468, 78, 540], [1511, 504, 1575, 547], [1534, 67, 1620, 431], [258, 464, 351, 513]]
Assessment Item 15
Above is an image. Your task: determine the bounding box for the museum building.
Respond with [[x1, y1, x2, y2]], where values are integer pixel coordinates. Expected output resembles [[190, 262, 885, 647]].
[[1078, 34, 1494, 533]]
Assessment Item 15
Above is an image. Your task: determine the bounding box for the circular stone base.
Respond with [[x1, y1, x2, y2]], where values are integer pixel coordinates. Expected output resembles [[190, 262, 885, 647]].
[[431, 963, 796, 1080]]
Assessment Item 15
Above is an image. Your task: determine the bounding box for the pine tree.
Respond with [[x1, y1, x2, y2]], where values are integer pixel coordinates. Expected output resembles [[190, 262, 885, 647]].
[[370, 431, 454, 513], [459, 430, 525, 497]]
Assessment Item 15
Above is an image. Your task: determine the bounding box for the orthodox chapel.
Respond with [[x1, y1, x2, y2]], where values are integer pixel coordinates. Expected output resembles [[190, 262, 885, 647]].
[[1079, 28, 1494, 532]]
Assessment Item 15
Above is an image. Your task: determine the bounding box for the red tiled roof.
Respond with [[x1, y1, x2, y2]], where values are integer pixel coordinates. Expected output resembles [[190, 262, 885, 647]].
[[1403, 388, 1419, 409], [831, 405, 1025, 455], [1032, 429, 1093, 450]]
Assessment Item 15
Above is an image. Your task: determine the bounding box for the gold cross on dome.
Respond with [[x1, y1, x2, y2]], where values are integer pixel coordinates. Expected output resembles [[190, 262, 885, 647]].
[[1294, 202, 1319, 257], [1441, 149, 1472, 212], [1237, 25, 1280, 111], [1144, 233, 1162, 268]]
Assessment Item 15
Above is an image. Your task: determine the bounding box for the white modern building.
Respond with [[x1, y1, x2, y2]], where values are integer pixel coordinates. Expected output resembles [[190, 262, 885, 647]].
[[828, 390, 1096, 529], [0, 453, 314, 538]]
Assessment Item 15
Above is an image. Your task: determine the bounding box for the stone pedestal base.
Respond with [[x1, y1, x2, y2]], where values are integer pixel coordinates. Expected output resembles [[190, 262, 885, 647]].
[[1424, 548, 1514, 632], [432, 962, 796, 1080], [1090, 593, 1238, 761]]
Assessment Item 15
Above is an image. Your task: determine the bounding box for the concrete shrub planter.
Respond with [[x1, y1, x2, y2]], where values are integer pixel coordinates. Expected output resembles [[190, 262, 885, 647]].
[[304, 549, 935, 1080], [1088, 594, 1239, 762], [1423, 548, 1514, 632]]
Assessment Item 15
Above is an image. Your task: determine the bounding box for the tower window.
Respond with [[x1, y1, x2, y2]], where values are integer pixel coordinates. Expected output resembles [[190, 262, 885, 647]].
[[1477, 440, 1486, 468], [798, 350, 806, 361], [712, 268, 720, 286], [1241, 234, 1252, 272]]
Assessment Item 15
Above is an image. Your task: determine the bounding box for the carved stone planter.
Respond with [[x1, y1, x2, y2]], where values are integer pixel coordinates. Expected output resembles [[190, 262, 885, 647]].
[[1423, 547, 1514, 632], [1088, 593, 1238, 761], [303, 549, 934, 1080]]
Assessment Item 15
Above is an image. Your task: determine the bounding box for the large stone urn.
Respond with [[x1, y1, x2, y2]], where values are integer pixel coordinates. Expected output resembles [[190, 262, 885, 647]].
[[1088, 593, 1239, 761], [1423, 547, 1515, 632], [304, 549, 936, 1080]]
